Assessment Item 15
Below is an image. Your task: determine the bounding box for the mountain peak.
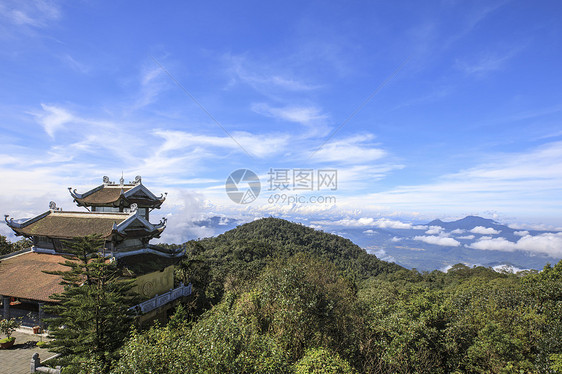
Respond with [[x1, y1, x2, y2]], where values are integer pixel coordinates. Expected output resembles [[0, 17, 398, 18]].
[[427, 216, 500, 230]]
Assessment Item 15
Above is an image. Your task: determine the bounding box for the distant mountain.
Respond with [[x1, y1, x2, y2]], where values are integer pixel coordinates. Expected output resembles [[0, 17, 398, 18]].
[[326, 215, 561, 271], [427, 215, 501, 230]]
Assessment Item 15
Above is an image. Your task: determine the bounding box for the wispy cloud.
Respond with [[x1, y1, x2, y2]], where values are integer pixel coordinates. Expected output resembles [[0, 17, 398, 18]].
[[60, 54, 90, 74], [360, 140, 562, 216], [455, 47, 521, 76], [225, 54, 320, 93], [251, 103, 328, 126], [309, 134, 387, 164], [152, 129, 291, 160], [0, 0, 61, 28], [34, 104, 74, 138], [132, 64, 167, 110]]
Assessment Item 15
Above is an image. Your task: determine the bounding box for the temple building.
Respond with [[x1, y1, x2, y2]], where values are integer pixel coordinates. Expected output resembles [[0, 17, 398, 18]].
[[1, 176, 189, 326]]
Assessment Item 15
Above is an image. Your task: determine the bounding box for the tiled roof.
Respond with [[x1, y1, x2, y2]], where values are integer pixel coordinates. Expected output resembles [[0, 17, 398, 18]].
[[76, 186, 133, 204], [11, 211, 129, 239], [70, 183, 165, 207], [0, 252, 73, 302]]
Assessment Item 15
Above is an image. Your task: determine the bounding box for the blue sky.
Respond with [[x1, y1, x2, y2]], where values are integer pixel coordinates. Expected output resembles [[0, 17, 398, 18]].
[[1, 0, 562, 243]]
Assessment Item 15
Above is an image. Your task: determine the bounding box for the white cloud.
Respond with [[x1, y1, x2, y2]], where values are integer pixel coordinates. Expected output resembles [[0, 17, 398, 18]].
[[468, 237, 516, 252], [368, 248, 396, 263], [468, 232, 562, 257], [451, 228, 466, 234], [470, 226, 500, 235], [457, 235, 475, 240], [391, 236, 402, 242], [508, 222, 562, 231], [514, 230, 529, 237], [516, 233, 562, 257], [492, 264, 530, 274], [414, 235, 461, 247], [426, 226, 444, 235], [35, 104, 74, 138], [314, 217, 421, 229]]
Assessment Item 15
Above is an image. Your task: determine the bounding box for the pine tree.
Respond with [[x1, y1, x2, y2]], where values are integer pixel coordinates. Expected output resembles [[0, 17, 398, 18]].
[[43, 235, 139, 373], [0, 234, 14, 256]]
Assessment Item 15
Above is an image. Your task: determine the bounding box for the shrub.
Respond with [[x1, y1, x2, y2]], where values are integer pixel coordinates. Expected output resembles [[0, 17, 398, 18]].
[[0, 318, 21, 339], [295, 347, 356, 373]]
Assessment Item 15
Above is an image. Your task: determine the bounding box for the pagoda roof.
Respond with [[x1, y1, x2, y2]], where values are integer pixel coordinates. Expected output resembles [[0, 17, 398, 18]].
[[0, 252, 72, 302], [5, 210, 166, 240], [68, 176, 166, 208]]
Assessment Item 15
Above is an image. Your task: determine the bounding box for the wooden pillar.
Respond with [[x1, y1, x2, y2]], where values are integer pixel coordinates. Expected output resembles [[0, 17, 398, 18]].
[[38, 302, 45, 328], [2, 295, 9, 319]]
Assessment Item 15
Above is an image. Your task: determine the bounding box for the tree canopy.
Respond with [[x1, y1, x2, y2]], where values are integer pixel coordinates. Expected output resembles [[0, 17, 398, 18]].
[[43, 235, 138, 374]]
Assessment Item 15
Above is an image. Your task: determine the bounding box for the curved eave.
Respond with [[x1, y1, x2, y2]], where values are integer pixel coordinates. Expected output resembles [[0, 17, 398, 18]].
[[68, 184, 105, 200], [5, 211, 51, 236]]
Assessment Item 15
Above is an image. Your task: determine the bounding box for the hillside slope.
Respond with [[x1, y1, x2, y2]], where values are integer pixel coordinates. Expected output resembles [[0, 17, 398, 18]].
[[199, 217, 403, 278], [179, 217, 404, 308]]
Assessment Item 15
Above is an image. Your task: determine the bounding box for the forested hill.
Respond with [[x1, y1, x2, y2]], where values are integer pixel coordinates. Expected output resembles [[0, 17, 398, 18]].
[[118, 218, 562, 373], [187, 217, 403, 280]]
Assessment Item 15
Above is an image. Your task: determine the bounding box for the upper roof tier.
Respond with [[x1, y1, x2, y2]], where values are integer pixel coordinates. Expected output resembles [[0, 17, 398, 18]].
[[69, 175, 166, 209]]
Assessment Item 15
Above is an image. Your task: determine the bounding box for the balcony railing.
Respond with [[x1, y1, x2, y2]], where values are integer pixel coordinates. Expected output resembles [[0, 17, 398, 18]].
[[130, 282, 192, 314]]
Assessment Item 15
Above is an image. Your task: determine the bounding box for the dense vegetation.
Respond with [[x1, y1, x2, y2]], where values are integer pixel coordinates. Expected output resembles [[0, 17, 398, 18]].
[[113, 218, 562, 373], [30, 218, 562, 373], [175, 217, 403, 312], [0, 234, 32, 256]]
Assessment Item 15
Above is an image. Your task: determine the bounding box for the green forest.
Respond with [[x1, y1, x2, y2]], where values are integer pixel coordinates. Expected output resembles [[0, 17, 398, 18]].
[[4, 218, 562, 373], [116, 218, 562, 373]]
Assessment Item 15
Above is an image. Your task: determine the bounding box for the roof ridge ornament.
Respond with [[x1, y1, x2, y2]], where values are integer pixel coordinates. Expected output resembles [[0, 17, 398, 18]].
[[4, 215, 22, 228], [156, 217, 167, 227], [123, 203, 138, 214], [103, 176, 110, 184], [68, 187, 83, 199], [49, 201, 57, 210]]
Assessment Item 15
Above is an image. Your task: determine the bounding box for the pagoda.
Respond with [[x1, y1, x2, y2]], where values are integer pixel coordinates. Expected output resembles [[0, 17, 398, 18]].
[[5, 175, 178, 259], [2, 176, 188, 326]]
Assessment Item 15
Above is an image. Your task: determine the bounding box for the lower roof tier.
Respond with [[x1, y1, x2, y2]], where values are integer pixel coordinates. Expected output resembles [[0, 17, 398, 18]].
[[5, 210, 166, 240]]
